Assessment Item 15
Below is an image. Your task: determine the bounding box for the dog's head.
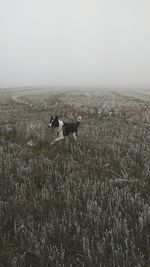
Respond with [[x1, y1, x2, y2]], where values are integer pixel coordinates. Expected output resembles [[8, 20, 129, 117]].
[[48, 116, 59, 129]]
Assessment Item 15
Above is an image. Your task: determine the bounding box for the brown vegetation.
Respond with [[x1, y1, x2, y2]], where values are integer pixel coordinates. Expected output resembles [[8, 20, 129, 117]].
[[0, 89, 150, 266]]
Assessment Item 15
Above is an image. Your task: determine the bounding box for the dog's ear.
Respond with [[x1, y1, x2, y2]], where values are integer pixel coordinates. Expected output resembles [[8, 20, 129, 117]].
[[50, 115, 54, 121], [55, 116, 59, 121]]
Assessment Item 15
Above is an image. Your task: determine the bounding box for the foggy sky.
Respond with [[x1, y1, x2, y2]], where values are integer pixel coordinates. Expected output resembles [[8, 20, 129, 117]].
[[0, 0, 150, 88]]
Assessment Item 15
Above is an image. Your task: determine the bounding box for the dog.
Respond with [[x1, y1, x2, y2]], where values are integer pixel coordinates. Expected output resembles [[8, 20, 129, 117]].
[[48, 115, 82, 145]]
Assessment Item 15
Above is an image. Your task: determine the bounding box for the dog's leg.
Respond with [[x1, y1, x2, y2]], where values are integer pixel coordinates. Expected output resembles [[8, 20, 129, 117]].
[[65, 136, 69, 144], [51, 136, 64, 145], [51, 129, 64, 145], [72, 132, 77, 141]]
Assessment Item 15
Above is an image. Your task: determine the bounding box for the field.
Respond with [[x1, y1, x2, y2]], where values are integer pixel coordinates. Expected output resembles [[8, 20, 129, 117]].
[[0, 87, 150, 267]]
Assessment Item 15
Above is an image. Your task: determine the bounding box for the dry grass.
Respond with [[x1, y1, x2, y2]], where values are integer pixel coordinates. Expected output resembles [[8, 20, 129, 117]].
[[0, 89, 150, 267]]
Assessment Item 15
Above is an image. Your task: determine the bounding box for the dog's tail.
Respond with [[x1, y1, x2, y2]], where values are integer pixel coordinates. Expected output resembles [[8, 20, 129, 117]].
[[76, 116, 82, 126]]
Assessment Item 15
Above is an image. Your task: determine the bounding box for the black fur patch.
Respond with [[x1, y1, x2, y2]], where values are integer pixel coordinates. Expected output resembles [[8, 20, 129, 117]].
[[49, 116, 59, 128], [63, 122, 79, 136]]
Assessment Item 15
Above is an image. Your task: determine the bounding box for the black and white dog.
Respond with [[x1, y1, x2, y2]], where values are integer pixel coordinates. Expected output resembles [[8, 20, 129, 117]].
[[48, 116, 82, 145]]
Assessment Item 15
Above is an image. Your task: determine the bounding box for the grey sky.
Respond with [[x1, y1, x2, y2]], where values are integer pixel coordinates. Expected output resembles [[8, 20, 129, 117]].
[[0, 0, 150, 88]]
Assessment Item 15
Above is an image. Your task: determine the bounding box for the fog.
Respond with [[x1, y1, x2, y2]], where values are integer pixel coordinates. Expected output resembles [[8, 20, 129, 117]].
[[0, 0, 150, 89]]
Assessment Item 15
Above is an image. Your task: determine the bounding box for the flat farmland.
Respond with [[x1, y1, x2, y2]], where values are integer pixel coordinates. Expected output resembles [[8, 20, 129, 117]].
[[0, 88, 150, 267]]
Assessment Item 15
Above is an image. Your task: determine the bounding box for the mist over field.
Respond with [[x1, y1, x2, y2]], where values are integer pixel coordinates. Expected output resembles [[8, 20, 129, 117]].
[[0, 0, 150, 89], [0, 1, 150, 266]]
